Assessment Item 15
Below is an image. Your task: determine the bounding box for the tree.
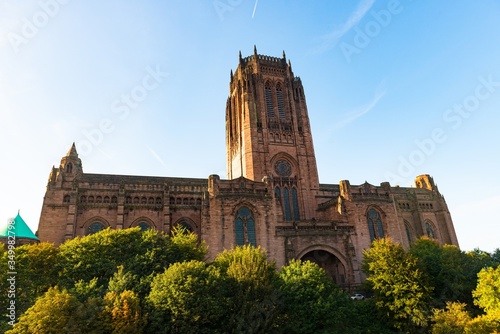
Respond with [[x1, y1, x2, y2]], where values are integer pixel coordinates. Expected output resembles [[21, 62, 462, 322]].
[[0, 242, 59, 332], [278, 259, 353, 334], [5, 286, 105, 334], [431, 302, 471, 334], [57, 227, 206, 298], [409, 238, 492, 310], [103, 290, 146, 334], [213, 245, 280, 333], [363, 238, 432, 332], [473, 265, 500, 317], [147, 260, 228, 334]]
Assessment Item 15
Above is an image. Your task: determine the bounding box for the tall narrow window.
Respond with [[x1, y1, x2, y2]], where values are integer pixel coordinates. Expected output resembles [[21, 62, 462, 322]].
[[283, 188, 292, 221], [275, 187, 281, 202], [367, 209, 384, 242], [265, 82, 274, 118], [235, 206, 256, 246], [292, 188, 300, 220], [276, 84, 285, 119], [425, 222, 435, 239], [405, 223, 412, 245], [66, 163, 73, 173]]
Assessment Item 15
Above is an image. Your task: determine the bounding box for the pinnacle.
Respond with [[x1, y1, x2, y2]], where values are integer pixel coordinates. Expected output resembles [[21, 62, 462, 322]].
[[66, 142, 78, 157]]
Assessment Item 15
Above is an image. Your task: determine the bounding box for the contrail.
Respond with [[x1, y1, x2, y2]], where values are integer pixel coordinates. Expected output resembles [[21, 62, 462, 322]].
[[252, 0, 259, 18]]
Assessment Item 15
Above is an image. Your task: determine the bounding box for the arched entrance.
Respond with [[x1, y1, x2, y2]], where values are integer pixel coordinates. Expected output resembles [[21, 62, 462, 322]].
[[301, 249, 347, 286]]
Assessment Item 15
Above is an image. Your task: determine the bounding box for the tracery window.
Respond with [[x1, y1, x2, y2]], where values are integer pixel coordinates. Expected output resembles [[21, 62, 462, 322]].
[[367, 208, 384, 242], [235, 206, 256, 246]]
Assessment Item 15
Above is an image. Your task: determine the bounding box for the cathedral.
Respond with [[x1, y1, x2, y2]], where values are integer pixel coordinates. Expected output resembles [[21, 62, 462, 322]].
[[37, 48, 459, 287]]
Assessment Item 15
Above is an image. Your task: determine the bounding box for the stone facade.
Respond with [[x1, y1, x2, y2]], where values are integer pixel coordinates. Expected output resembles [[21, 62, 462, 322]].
[[37, 49, 459, 288]]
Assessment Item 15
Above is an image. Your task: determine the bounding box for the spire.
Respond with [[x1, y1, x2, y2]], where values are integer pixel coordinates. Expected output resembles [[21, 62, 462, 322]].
[[254, 44, 258, 56], [66, 142, 78, 157], [60, 142, 83, 176], [282, 50, 286, 61], [230, 69, 233, 82]]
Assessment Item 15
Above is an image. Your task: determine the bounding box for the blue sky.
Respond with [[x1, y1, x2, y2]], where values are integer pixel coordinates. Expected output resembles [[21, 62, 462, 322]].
[[1, 0, 499, 252]]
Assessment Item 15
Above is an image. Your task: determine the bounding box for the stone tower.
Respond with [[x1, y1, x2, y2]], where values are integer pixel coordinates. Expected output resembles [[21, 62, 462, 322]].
[[226, 46, 319, 220]]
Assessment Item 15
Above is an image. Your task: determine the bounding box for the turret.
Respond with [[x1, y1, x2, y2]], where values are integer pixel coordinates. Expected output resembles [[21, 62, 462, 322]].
[[59, 143, 83, 180]]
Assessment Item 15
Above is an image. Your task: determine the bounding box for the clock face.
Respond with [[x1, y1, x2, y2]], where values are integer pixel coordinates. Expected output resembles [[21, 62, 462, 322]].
[[274, 159, 292, 177]]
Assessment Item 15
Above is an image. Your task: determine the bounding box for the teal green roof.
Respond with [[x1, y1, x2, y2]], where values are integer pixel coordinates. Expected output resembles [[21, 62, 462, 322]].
[[0, 213, 39, 240]]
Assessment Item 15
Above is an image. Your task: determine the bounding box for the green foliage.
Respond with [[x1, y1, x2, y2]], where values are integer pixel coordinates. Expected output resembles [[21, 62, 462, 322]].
[[0, 242, 59, 332], [409, 239, 469, 307], [465, 312, 500, 333], [147, 260, 228, 334], [58, 228, 164, 289], [167, 225, 208, 263], [5, 286, 105, 334], [277, 259, 349, 334], [107, 265, 138, 294], [71, 277, 105, 302], [57, 227, 206, 298], [212, 245, 280, 333], [363, 238, 432, 332], [431, 302, 471, 334], [409, 238, 497, 312], [473, 265, 500, 314]]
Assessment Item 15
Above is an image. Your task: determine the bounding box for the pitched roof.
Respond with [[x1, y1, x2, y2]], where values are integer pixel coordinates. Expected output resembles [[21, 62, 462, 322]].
[[0, 213, 39, 240]]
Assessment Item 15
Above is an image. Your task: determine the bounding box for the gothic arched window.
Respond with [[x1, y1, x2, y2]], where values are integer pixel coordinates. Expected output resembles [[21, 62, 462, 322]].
[[367, 208, 384, 242], [265, 82, 274, 118], [275, 187, 281, 202], [235, 206, 256, 246], [283, 188, 292, 221], [137, 221, 151, 231], [87, 221, 105, 235], [404, 220, 413, 245], [66, 163, 73, 173], [276, 83, 285, 119], [425, 222, 435, 239]]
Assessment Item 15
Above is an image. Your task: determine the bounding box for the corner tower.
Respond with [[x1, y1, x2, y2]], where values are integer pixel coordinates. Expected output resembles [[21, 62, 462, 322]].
[[226, 47, 320, 219]]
